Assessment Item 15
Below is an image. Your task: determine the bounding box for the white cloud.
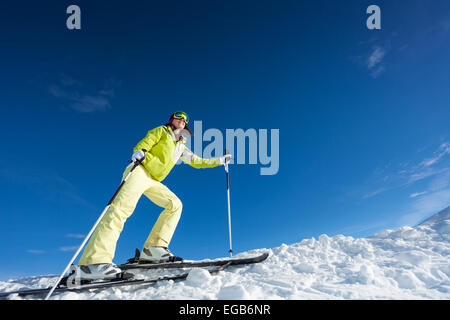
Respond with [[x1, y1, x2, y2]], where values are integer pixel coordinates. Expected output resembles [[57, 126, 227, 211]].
[[59, 246, 79, 252], [403, 142, 450, 186], [367, 46, 386, 69], [48, 75, 120, 113], [409, 191, 428, 198], [399, 165, 450, 226], [407, 167, 442, 184], [366, 46, 387, 78], [71, 95, 111, 113], [400, 188, 450, 226], [26, 250, 45, 254], [65, 233, 85, 239], [363, 187, 388, 199], [420, 142, 450, 167], [361, 141, 450, 200], [370, 65, 386, 78]]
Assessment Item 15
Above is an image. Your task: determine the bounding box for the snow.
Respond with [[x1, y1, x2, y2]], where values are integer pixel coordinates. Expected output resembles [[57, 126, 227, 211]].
[[1, 207, 449, 300]]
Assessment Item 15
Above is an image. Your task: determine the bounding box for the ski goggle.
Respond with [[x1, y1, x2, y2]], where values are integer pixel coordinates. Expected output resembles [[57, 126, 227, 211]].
[[172, 111, 189, 124]]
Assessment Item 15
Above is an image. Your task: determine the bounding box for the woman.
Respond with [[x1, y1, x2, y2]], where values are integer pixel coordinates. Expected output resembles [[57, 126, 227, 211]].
[[75, 111, 232, 280]]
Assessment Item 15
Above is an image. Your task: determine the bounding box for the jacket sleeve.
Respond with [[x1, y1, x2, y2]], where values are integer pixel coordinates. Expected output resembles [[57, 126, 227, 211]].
[[133, 126, 164, 155], [180, 146, 221, 169]]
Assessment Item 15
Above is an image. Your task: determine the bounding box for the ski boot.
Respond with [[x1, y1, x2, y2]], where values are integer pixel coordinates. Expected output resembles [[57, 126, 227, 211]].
[[138, 246, 183, 264], [63, 263, 131, 287]]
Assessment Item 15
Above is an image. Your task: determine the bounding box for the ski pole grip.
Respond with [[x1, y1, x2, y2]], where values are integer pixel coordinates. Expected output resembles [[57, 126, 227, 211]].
[[223, 149, 231, 173], [128, 149, 147, 165]]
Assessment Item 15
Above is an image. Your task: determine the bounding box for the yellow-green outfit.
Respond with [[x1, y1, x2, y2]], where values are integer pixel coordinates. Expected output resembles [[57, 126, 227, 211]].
[[78, 125, 220, 265]]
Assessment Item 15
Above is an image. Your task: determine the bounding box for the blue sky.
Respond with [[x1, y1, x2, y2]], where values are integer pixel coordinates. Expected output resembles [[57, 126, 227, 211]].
[[0, 0, 449, 280]]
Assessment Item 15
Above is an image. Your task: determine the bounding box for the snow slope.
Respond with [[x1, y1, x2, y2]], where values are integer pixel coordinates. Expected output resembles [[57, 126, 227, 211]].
[[1, 207, 449, 300]]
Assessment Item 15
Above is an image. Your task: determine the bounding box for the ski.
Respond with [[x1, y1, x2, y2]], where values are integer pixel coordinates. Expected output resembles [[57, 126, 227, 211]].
[[119, 252, 269, 270], [0, 252, 269, 298], [0, 263, 230, 298]]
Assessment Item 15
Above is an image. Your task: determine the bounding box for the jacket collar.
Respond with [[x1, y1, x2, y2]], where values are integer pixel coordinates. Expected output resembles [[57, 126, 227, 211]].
[[164, 125, 187, 143]]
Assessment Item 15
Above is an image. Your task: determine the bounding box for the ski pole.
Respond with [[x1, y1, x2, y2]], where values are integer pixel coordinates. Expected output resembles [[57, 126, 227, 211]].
[[44, 152, 146, 300], [224, 149, 233, 257]]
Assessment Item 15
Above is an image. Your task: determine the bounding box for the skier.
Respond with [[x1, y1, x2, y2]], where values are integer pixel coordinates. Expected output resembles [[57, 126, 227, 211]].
[[74, 111, 232, 280]]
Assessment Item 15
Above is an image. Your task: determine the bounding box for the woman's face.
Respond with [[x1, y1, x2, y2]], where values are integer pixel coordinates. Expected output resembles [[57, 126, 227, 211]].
[[172, 118, 186, 130]]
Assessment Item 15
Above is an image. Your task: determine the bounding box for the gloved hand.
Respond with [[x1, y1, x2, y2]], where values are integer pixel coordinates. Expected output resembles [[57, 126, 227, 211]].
[[219, 154, 232, 165], [131, 149, 146, 163]]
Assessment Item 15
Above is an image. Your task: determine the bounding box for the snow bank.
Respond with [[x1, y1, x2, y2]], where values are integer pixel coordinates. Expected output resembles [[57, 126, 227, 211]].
[[1, 207, 449, 300]]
